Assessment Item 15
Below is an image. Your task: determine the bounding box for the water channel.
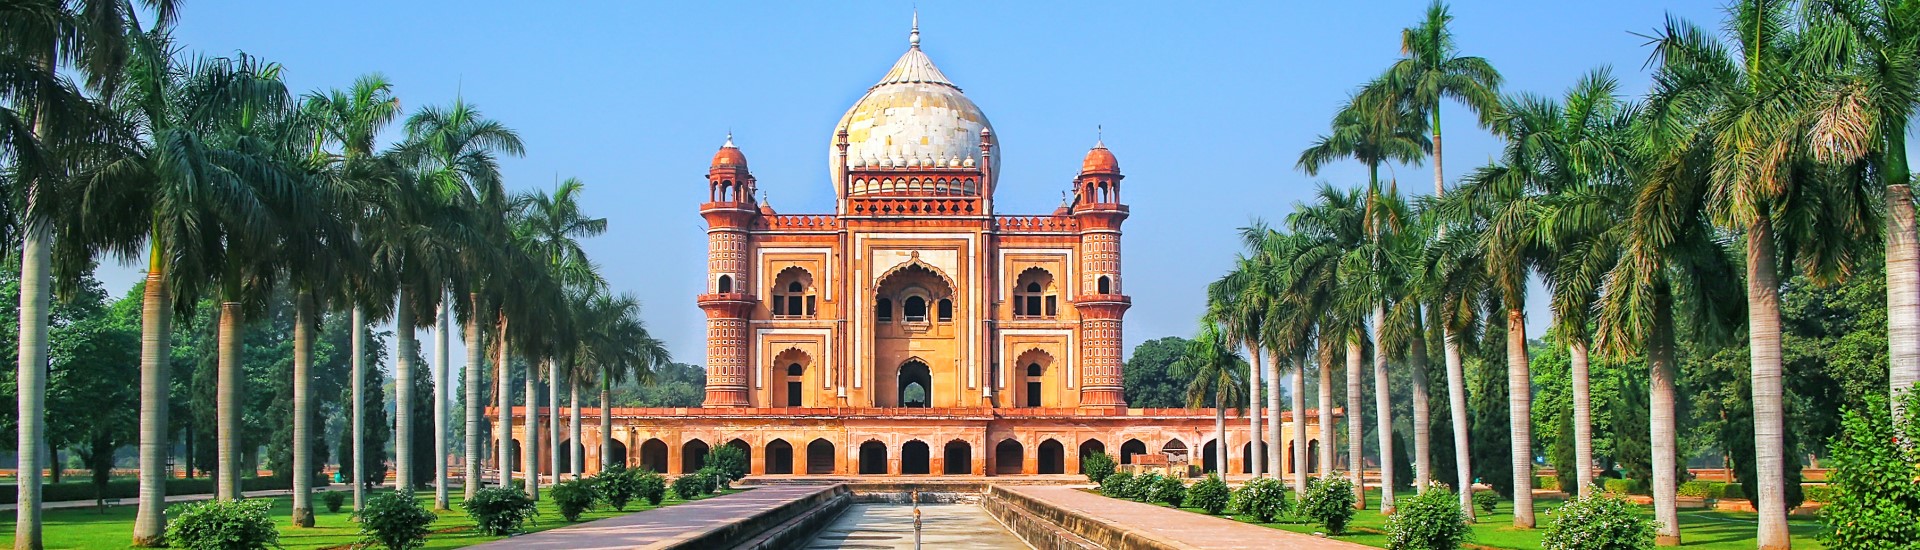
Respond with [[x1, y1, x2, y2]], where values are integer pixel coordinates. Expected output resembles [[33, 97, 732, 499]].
[[800, 501, 1032, 550]]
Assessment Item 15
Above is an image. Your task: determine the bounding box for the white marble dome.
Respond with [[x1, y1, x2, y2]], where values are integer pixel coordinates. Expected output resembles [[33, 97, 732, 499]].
[[830, 24, 997, 195]]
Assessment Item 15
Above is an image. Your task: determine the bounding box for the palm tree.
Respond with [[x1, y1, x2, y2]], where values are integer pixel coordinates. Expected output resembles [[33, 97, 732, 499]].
[[1299, 87, 1430, 511], [1795, 0, 1920, 418], [1207, 248, 1272, 477], [511, 178, 606, 495], [1250, 228, 1325, 496], [1285, 185, 1375, 507], [303, 72, 399, 512], [1641, 5, 1881, 545], [1176, 322, 1247, 475], [397, 98, 522, 503], [578, 292, 668, 470], [1377, 0, 1502, 514]]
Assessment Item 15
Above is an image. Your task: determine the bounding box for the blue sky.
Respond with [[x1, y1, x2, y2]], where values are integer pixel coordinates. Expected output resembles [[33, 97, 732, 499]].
[[103, 1, 1759, 371]]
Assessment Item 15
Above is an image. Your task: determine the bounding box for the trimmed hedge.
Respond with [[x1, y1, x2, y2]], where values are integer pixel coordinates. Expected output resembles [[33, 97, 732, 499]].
[[1677, 480, 1723, 499], [1800, 483, 1834, 503], [1535, 475, 1562, 491], [0, 477, 294, 505], [1602, 478, 1647, 496]]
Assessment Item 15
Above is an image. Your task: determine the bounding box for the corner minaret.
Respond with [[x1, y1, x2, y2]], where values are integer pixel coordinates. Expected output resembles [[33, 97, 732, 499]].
[[1073, 139, 1130, 409], [700, 135, 757, 407]]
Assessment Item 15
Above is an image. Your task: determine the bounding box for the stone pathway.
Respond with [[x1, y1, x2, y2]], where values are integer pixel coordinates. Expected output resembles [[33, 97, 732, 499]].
[[1002, 485, 1373, 550], [464, 484, 833, 550]]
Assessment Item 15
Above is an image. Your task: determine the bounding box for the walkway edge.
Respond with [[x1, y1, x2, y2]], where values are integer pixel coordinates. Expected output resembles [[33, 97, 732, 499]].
[[990, 485, 1195, 550], [649, 484, 850, 550]]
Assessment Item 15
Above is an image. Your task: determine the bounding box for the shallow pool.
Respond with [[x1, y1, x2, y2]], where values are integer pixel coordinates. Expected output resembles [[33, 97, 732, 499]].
[[800, 502, 1032, 549]]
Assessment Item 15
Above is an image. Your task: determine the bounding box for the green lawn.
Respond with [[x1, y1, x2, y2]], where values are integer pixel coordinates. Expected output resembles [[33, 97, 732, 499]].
[[1137, 489, 1825, 549], [0, 487, 738, 550]]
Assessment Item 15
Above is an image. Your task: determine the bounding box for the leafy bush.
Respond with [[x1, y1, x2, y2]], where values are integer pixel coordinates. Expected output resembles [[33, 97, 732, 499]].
[[1602, 478, 1645, 496], [358, 490, 436, 550], [1720, 483, 1744, 500], [1676, 480, 1723, 499], [594, 466, 641, 511], [1100, 472, 1135, 498], [1125, 472, 1162, 501], [164, 498, 279, 550], [1188, 474, 1231, 515], [1541, 494, 1656, 550], [1817, 390, 1920, 549], [1799, 484, 1834, 503], [321, 490, 346, 513], [1081, 451, 1116, 485], [696, 466, 727, 492], [636, 470, 667, 505], [708, 445, 749, 482], [1300, 476, 1358, 535], [1385, 484, 1472, 550], [672, 472, 708, 500], [1152, 475, 1187, 507], [550, 479, 598, 522], [1472, 489, 1499, 515], [1536, 475, 1561, 491], [463, 487, 538, 536], [1230, 477, 1291, 523]]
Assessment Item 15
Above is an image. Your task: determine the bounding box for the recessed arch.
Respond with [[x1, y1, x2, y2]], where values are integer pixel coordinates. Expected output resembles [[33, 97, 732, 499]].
[[727, 438, 751, 474], [1013, 349, 1056, 408], [607, 438, 628, 469], [858, 440, 889, 475], [717, 274, 733, 294], [1038, 439, 1066, 475], [766, 439, 794, 475], [639, 438, 668, 473], [807, 439, 836, 475], [771, 266, 817, 318], [1119, 439, 1147, 465], [1097, 275, 1112, 295], [773, 347, 812, 407], [682, 440, 710, 473], [1200, 439, 1221, 473], [902, 440, 931, 475], [897, 359, 931, 408], [994, 439, 1025, 475], [943, 440, 973, 475], [1014, 267, 1058, 318], [1079, 439, 1106, 464]]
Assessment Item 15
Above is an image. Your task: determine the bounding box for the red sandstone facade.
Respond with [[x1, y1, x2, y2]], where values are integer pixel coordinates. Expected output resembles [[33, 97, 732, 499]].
[[498, 25, 1325, 479]]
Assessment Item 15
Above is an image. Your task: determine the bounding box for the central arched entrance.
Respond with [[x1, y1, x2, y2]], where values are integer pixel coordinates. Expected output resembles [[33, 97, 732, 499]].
[[807, 439, 836, 475], [898, 360, 931, 408], [995, 439, 1024, 475], [1038, 439, 1065, 474], [607, 439, 628, 469], [943, 440, 972, 474], [639, 439, 667, 473], [767, 439, 794, 474], [858, 440, 889, 475], [902, 440, 931, 474], [682, 440, 710, 473]]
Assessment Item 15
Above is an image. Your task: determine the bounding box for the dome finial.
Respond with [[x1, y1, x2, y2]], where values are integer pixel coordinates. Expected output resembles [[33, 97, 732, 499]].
[[1096, 124, 1105, 148], [909, 10, 920, 49], [723, 131, 734, 148]]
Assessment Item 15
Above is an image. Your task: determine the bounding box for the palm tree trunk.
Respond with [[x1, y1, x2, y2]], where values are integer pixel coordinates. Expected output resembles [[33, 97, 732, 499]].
[[217, 300, 244, 500], [394, 287, 415, 492], [1651, 283, 1682, 546], [1248, 345, 1264, 478], [1506, 307, 1533, 528], [1373, 302, 1394, 512], [1291, 354, 1308, 496], [495, 315, 511, 488], [1266, 353, 1283, 478], [1747, 221, 1789, 549], [1411, 320, 1432, 491], [569, 376, 582, 479], [1318, 343, 1336, 483], [351, 306, 366, 510], [291, 293, 316, 527], [1214, 398, 1226, 475], [1346, 339, 1365, 509], [133, 262, 172, 546], [15, 221, 50, 550], [523, 358, 540, 499], [1888, 181, 1918, 419], [1570, 339, 1594, 497], [601, 368, 614, 470], [547, 360, 560, 483], [1444, 325, 1474, 521], [433, 297, 450, 509], [464, 293, 483, 499]]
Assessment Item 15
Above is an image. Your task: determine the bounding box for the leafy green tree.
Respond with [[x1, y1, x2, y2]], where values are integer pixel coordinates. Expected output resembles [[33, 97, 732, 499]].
[[1818, 389, 1920, 548], [1124, 337, 1193, 408]]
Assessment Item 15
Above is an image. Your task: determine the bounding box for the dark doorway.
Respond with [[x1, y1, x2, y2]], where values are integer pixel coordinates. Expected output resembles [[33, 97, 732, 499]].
[[995, 439, 1024, 475], [1241, 441, 1268, 474], [1202, 440, 1220, 473], [943, 441, 972, 474], [1025, 363, 1043, 407], [727, 439, 751, 474], [767, 439, 794, 475], [1038, 439, 1065, 475], [1120, 439, 1146, 465], [902, 441, 930, 474], [898, 360, 932, 407], [682, 440, 710, 473], [807, 439, 835, 475], [858, 441, 889, 475], [785, 363, 803, 407], [1307, 439, 1321, 473], [607, 438, 628, 469], [1079, 439, 1106, 467], [639, 439, 667, 473]]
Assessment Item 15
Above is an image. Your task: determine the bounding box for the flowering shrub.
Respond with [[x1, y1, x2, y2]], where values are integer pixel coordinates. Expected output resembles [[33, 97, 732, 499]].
[[359, 490, 436, 549], [164, 498, 279, 550], [1817, 390, 1920, 548], [1385, 484, 1471, 550], [1100, 472, 1134, 498], [1152, 475, 1187, 507], [1540, 494, 1656, 550], [1126, 472, 1163, 501], [1188, 474, 1231, 515], [1230, 477, 1291, 523], [1300, 476, 1357, 534], [463, 488, 537, 536], [1081, 451, 1117, 485], [1472, 489, 1499, 515]]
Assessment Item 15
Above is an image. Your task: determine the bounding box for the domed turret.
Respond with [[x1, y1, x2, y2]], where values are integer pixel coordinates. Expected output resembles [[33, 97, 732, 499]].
[[829, 16, 996, 195], [712, 135, 748, 171], [707, 134, 754, 204], [1081, 140, 1119, 175]]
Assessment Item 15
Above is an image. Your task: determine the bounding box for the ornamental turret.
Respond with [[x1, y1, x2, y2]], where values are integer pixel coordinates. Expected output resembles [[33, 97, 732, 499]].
[[699, 135, 757, 407], [1073, 140, 1130, 409]]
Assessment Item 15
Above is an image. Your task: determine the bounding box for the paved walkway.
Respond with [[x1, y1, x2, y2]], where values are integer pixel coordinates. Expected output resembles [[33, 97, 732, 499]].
[[1002, 485, 1372, 550], [465, 484, 834, 550]]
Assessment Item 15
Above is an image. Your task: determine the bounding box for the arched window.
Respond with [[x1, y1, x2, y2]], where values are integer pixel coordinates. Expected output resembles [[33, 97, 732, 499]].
[[717, 275, 733, 294], [1026, 363, 1043, 407], [903, 296, 927, 321], [876, 298, 892, 321], [785, 363, 803, 407], [937, 299, 953, 322], [772, 269, 815, 318], [1097, 275, 1112, 294], [1014, 268, 1057, 319]]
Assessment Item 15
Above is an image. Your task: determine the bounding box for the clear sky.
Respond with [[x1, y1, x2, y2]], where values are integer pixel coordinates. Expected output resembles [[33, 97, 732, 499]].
[[102, 1, 1763, 373]]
